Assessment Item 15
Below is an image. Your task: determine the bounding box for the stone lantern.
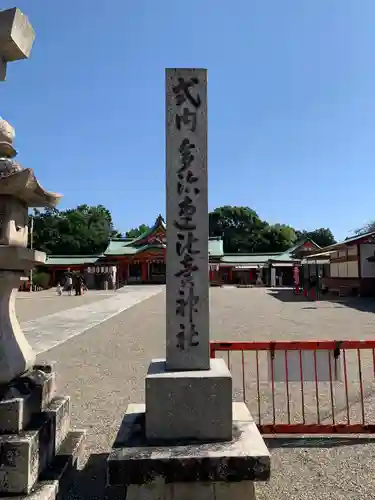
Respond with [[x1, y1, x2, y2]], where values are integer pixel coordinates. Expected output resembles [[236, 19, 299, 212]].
[[0, 117, 61, 384], [0, 9, 85, 497], [0, 119, 85, 497]]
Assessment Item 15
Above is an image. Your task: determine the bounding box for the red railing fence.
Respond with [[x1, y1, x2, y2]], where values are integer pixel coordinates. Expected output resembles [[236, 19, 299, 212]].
[[210, 340, 375, 434]]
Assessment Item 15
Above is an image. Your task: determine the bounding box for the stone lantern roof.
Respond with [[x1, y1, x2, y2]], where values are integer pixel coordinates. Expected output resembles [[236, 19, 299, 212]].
[[0, 117, 62, 208]]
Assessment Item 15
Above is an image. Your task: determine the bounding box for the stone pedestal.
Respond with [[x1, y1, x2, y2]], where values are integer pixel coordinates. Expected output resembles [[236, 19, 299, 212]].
[[108, 402, 270, 500], [145, 358, 232, 442], [0, 364, 85, 498]]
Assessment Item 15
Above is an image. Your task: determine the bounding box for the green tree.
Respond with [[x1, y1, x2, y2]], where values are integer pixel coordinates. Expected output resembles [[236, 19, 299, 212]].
[[295, 228, 336, 248], [125, 224, 151, 239], [209, 206, 266, 253], [30, 204, 121, 255], [269, 224, 297, 249], [262, 224, 297, 252], [208, 206, 296, 253], [30, 207, 61, 253]]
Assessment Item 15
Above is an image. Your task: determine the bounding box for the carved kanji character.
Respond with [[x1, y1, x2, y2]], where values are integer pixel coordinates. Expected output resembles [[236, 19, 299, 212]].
[[176, 231, 199, 257], [176, 108, 197, 132], [172, 77, 201, 108]]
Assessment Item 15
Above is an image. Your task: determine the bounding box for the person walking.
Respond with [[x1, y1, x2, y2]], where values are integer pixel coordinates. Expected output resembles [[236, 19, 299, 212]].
[[74, 274, 81, 296], [66, 275, 73, 296]]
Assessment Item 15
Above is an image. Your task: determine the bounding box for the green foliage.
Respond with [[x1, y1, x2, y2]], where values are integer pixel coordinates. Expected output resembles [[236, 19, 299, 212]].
[[32, 271, 50, 289], [209, 206, 297, 253], [30, 202, 337, 257], [295, 228, 336, 248], [208, 207, 337, 252], [125, 224, 151, 239], [30, 204, 121, 255]]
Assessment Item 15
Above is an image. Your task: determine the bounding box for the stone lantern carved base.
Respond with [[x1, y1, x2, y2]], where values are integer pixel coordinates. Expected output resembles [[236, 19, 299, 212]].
[[0, 364, 85, 498], [0, 270, 35, 384]]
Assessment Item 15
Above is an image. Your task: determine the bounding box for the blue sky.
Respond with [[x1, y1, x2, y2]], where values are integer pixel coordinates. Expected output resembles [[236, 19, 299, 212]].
[[2, 0, 375, 241]]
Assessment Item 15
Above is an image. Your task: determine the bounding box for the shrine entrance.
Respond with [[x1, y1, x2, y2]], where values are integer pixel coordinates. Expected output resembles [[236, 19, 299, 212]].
[[149, 262, 166, 284], [127, 263, 142, 283]]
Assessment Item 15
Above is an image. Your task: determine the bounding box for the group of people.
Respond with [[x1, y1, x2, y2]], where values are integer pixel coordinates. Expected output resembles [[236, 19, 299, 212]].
[[56, 274, 87, 296]]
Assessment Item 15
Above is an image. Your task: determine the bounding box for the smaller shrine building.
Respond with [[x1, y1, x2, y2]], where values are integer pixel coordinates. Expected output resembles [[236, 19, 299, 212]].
[[306, 230, 375, 296], [42, 215, 323, 289]]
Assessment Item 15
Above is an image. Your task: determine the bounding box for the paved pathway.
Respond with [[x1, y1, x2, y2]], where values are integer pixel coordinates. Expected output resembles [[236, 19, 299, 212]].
[[22, 285, 164, 354], [19, 286, 375, 499]]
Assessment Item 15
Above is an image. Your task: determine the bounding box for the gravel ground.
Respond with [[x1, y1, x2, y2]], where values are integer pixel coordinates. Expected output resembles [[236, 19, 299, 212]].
[[16, 290, 114, 322], [31, 287, 375, 499]]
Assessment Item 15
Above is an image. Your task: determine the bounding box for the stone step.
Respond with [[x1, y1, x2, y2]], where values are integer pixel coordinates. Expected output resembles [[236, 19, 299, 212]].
[[0, 396, 70, 495], [0, 366, 56, 434], [1, 430, 86, 500]]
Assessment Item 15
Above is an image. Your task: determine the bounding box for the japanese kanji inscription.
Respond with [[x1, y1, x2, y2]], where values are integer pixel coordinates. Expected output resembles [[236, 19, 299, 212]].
[[166, 68, 209, 371]]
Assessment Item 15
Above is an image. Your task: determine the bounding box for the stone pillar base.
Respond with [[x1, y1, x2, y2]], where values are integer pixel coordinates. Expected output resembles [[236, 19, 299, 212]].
[[145, 358, 233, 442], [0, 364, 86, 498], [108, 402, 270, 499], [127, 480, 255, 500]]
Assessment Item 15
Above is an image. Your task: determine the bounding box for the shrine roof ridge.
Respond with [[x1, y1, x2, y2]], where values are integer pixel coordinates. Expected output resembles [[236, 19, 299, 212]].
[[45, 255, 102, 266], [310, 230, 375, 253]]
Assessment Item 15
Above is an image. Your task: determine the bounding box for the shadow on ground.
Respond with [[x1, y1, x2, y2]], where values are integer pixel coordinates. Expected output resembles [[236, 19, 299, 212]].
[[335, 297, 375, 314], [267, 289, 375, 313], [266, 289, 322, 303], [265, 436, 375, 449], [66, 454, 125, 500]]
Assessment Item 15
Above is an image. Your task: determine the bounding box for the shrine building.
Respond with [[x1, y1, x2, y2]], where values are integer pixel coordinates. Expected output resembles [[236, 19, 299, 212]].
[[42, 214, 323, 289], [306, 230, 375, 297]]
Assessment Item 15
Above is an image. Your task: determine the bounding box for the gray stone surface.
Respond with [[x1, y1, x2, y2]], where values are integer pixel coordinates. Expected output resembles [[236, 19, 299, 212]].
[[2, 430, 86, 500], [0, 246, 45, 271], [0, 397, 24, 434], [145, 358, 232, 442], [45, 396, 71, 453], [0, 196, 29, 247], [0, 8, 34, 82], [0, 396, 70, 494], [108, 402, 270, 486], [0, 367, 56, 433], [0, 8, 35, 62], [126, 480, 256, 500], [165, 68, 209, 371], [0, 271, 36, 384], [0, 117, 16, 157]]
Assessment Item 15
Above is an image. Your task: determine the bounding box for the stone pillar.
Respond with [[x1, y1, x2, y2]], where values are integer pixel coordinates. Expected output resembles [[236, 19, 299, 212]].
[[107, 69, 270, 499], [165, 69, 209, 371]]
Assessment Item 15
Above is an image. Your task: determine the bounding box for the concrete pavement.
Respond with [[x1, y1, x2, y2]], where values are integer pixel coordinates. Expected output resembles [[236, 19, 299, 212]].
[[20, 286, 164, 354], [14, 286, 375, 499]]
